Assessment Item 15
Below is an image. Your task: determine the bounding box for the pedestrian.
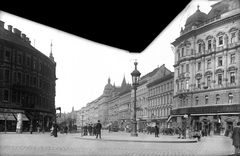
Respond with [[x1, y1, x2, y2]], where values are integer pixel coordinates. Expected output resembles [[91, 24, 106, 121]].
[[108, 124, 111, 133], [231, 121, 240, 155], [84, 125, 87, 136], [52, 121, 59, 137], [93, 124, 96, 136], [177, 127, 182, 139], [96, 120, 102, 139], [155, 123, 159, 137], [64, 125, 68, 134]]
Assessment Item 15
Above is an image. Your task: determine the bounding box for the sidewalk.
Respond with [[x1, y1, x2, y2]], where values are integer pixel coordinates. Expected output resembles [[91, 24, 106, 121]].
[[75, 130, 198, 143]]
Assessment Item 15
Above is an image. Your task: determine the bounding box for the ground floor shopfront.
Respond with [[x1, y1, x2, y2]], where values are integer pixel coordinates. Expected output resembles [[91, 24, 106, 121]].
[[169, 104, 240, 136], [0, 108, 54, 133]]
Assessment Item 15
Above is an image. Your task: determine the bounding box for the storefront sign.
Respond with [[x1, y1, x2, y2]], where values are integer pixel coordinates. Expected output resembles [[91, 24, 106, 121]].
[[171, 104, 240, 115]]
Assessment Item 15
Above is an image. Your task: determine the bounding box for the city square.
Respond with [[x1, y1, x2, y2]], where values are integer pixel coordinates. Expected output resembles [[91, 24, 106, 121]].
[[0, 130, 235, 156]]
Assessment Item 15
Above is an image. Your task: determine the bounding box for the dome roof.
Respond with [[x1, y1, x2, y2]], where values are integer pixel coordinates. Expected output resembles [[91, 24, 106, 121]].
[[185, 5, 207, 26], [103, 77, 113, 95]]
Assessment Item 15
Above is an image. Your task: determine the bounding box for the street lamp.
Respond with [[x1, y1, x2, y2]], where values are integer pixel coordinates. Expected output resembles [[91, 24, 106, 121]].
[[131, 61, 141, 137]]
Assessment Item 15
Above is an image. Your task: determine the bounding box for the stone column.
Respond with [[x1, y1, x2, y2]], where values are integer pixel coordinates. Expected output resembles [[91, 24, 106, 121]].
[[16, 113, 23, 133]]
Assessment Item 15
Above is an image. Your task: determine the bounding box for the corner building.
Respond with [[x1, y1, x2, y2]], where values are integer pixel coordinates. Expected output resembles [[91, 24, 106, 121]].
[[0, 20, 57, 132], [171, 0, 240, 136]]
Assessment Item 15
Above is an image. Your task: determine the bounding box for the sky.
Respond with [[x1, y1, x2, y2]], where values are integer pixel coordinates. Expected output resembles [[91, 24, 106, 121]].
[[0, 0, 218, 113]]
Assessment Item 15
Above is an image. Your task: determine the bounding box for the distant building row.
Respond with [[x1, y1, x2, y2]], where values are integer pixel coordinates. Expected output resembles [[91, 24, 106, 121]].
[[77, 0, 240, 136]]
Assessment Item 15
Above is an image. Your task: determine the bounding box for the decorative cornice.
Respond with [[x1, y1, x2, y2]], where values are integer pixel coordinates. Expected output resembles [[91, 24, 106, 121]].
[[215, 68, 224, 74], [228, 66, 238, 72]]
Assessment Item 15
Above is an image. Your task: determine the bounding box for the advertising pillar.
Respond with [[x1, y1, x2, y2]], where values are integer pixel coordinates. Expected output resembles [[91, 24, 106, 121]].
[[16, 113, 23, 133]]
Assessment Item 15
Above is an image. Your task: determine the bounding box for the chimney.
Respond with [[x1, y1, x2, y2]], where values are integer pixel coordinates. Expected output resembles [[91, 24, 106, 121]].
[[8, 25, 13, 32], [26, 37, 31, 44], [21, 33, 26, 40], [0, 21, 4, 27], [13, 28, 21, 37]]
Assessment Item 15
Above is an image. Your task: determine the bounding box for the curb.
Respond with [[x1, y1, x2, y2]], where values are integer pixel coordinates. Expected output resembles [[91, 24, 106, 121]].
[[75, 137, 198, 143]]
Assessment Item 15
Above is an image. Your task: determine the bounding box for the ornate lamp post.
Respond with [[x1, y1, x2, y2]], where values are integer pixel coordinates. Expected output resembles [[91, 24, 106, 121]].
[[131, 61, 141, 137]]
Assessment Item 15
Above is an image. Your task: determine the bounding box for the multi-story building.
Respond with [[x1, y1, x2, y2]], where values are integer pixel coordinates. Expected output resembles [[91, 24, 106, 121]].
[[0, 20, 57, 132], [147, 64, 174, 129], [170, 0, 240, 136], [118, 82, 131, 131], [133, 66, 159, 132]]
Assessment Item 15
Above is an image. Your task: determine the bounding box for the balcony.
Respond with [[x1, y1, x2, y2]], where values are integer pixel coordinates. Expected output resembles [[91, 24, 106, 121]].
[[226, 82, 237, 88]]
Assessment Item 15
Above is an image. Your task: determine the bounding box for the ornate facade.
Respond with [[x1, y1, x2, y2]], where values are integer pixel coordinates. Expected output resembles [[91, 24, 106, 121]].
[[170, 0, 240, 136], [0, 20, 57, 132]]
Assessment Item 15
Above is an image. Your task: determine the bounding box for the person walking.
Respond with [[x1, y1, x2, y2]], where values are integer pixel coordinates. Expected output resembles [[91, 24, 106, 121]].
[[64, 125, 68, 134], [93, 124, 96, 136], [108, 124, 111, 133], [155, 123, 159, 137], [96, 120, 102, 139], [52, 121, 59, 137], [177, 127, 182, 139], [231, 121, 240, 155]]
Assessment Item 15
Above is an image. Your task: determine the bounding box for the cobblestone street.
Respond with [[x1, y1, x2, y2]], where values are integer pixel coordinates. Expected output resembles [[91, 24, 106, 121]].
[[0, 130, 235, 156]]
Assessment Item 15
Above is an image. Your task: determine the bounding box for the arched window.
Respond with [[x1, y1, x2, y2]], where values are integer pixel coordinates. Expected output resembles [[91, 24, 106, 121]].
[[205, 95, 209, 104], [216, 94, 220, 104], [196, 96, 199, 105], [228, 93, 233, 103]]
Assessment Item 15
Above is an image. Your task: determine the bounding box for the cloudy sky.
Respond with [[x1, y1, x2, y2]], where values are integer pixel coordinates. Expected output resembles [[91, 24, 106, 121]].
[[0, 0, 218, 113]]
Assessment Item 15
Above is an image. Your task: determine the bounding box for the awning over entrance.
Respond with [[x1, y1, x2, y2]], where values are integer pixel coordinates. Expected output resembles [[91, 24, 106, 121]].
[[13, 113, 29, 121], [0, 113, 16, 121]]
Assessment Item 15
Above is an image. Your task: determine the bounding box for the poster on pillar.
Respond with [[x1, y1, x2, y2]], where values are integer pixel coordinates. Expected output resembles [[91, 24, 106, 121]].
[[16, 113, 23, 133]]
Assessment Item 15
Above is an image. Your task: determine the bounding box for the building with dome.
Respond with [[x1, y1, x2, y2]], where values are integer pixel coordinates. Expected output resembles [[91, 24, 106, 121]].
[[170, 0, 240, 136], [0, 20, 57, 132]]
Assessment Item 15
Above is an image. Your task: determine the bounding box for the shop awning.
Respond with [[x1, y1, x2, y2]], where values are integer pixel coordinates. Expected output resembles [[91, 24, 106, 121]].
[[0, 113, 16, 121], [13, 113, 29, 121]]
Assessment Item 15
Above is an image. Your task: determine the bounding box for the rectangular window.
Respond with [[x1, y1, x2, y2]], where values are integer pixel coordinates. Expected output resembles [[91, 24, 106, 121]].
[[218, 57, 222, 66], [230, 54, 235, 64], [208, 40, 212, 50], [16, 92, 21, 103], [12, 91, 16, 103], [5, 51, 10, 62], [3, 90, 9, 102], [17, 54, 22, 64], [197, 79, 201, 89], [182, 47, 184, 57], [17, 72, 22, 84], [230, 72, 235, 84], [207, 76, 211, 87], [198, 43, 202, 53], [207, 59, 211, 69], [231, 32, 236, 43], [26, 57, 31, 67], [4, 70, 10, 82], [26, 75, 30, 85], [219, 36, 223, 46], [186, 64, 189, 73], [181, 65, 184, 73], [218, 74, 222, 85], [33, 77, 37, 87], [33, 60, 36, 69], [186, 80, 189, 90], [198, 62, 201, 71]]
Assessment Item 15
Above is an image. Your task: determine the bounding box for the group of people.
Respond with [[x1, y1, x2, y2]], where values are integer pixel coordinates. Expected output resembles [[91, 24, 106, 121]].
[[83, 120, 102, 139]]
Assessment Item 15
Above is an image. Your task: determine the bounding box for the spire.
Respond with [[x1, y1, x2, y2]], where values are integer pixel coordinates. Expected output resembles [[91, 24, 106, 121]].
[[197, 5, 200, 11], [108, 77, 111, 84], [49, 40, 54, 62], [120, 74, 127, 92]]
